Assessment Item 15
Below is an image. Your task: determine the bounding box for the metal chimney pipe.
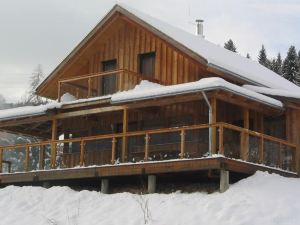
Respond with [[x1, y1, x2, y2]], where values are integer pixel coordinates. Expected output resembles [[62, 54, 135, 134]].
[[195, 19, 204, 38]]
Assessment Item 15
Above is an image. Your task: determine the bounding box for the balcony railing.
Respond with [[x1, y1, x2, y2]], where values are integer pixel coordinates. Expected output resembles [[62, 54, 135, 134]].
[[0, 123, 296, 174], [57, 69, 159, 101]]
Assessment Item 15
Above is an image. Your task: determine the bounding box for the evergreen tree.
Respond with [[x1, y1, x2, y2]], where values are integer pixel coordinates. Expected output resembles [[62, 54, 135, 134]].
[[282, 46, 300, 85], [270, 53, 282, 75], [224, 39, 237, 53], [246, 53, 251, 59], [258, 45, 270, 68]]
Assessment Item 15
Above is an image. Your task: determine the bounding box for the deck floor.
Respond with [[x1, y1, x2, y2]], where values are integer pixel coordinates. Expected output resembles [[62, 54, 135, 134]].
[[0, 157, 297, 185]]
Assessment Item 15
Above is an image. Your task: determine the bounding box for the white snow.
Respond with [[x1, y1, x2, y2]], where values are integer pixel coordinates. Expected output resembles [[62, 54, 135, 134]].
[[60, 92, 77, 102], [118, 3, 300, 92], [0, 172, 299, 225], [111, 78, 283, 108], [0, 102, 62, 121], [243, 85, 300, 99]]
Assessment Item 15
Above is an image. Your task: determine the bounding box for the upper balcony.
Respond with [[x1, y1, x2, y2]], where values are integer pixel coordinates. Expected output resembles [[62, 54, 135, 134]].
[[57, 69, 160, 102]]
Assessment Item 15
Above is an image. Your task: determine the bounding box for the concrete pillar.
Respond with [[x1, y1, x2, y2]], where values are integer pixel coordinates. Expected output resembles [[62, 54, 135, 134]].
[[42, 181, 50, 189], [148, 175, 156, 193], [220, 169, 229, 193], [101, 179, 109, 194]]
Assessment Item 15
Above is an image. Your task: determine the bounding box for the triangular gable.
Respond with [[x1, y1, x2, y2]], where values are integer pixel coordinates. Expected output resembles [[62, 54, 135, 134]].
[[37, 4, 300, 99]]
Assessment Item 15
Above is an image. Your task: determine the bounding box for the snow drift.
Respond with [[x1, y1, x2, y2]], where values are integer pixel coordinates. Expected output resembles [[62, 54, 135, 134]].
[[0, 172, 299, 225]]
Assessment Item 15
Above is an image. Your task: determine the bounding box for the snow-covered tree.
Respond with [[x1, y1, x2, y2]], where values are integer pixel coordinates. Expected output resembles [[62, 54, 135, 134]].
[[282, 46, 300, 85], [25, 64, 48, 105], [246, 53, 251, 59], [270, 53, 282, 75], [258, 45, 270, 68], [224, 39, 237, 53]]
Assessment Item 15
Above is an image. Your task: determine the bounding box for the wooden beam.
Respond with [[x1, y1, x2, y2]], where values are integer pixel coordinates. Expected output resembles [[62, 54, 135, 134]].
[[0, 115, 51, 128], [39, 145, 45, 170], [55, 106, 124, 119], [25, 145, 30, 172], [241, 108, 249, 161], [51, 119, 58, 169], [211, 96, 217, 154], [121, 108, 128, 162]]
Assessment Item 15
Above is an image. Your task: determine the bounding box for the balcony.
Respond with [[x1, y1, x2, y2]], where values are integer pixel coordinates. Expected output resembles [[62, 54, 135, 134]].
[[57, 69, 160, 101], [0, 123, 296, 174]]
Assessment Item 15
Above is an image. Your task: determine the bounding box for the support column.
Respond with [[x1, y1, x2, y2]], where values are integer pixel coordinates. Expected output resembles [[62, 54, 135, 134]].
[[51, 119, 58, 169], [220, 169, 229, 193], [42, 181, 51, 188], [211, 97, 217, 154], [241, 108, 249, 161], [101, 179, 109, 194], [148, 175, 156, 194], [121, 108, 128, 163]]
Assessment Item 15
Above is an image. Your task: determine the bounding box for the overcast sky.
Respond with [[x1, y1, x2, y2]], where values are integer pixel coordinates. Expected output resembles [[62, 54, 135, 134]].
[[0, 0, 299, 103]]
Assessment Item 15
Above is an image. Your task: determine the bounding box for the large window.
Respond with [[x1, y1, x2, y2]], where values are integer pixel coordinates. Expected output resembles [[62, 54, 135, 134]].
[[101, 59, 117, 95], [139, 52, 155, 78]]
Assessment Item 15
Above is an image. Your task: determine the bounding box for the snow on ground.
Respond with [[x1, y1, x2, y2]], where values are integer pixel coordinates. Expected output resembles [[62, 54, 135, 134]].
[[0, 172, 299, 225]]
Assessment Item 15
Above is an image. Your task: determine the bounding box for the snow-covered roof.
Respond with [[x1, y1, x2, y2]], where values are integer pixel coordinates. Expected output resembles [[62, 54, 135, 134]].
[[115, 4, 300, 92], [243, 85, 300, 99], [0, 78, 283, 123], [112, 78, 283, 109], [37, 4, 300, 97], [0, 102, 62, 122]]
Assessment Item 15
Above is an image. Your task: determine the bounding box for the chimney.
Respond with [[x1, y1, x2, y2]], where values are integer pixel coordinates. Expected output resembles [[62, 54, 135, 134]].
[[195, 19, 204, 38]]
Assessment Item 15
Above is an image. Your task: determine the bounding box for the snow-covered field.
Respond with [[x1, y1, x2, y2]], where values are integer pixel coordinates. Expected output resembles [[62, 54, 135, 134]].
[[0, 172, 299, 225]]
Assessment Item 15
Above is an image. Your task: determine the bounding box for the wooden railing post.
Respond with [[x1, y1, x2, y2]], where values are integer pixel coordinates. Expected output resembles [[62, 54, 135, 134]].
[[218, 125, 224, 155], [240, 131, 249, 161], [111, 137, 116, 164], [278, 143, 282, 169], [88, 78, 92, 98], [80, 140, 85, 166], [51, 119, 58, 169], [76, 88, 80, 99], [25, 145, 30, 172], [57, 81, 61, 102], [180, 130, 185, 159], [39, 145, 45, 170], [259, 136, 264, 164], [0, 148, 3, 173], [144, 133, 150, 161], [121, 108, 128, 163]]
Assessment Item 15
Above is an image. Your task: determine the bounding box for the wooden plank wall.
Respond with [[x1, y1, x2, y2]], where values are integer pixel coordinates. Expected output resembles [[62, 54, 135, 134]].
[[286, 107, 300, 174], [84, 18, 208, 86]]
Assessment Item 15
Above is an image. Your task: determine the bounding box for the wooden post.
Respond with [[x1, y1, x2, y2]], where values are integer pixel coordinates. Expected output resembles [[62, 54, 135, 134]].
[[25, 145, 30, 172], [121, 108, 128, 162], [76, 88, 79, 99], [180, 130, 185, 159], [0, 148, 3, 173], [51, 119, 58, 169], [144, 133, 150, 161], [57, 81, 61, 102], [39, 145, 45, 170], [218, 125, 224, 155], [278, 143, 282, 169], [241, 108, 249, 161], [88, 78, 92, 98], [211, 97, 217, 154], [80, 140, 85, 166], [259, 136, 264, 164], [111, 137, 116, 164]]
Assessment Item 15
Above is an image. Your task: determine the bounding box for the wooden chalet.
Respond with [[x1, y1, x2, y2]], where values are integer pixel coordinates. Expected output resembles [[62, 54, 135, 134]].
[[0, 4, 299, 193]]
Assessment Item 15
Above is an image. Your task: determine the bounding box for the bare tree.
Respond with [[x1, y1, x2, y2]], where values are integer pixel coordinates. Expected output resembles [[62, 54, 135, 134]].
[[25, 64, 48, 105]]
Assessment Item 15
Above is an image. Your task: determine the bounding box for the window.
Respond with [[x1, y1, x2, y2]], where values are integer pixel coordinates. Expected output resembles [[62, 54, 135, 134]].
[[139, 52, 155, 77], [101, 59, 117, 95]]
